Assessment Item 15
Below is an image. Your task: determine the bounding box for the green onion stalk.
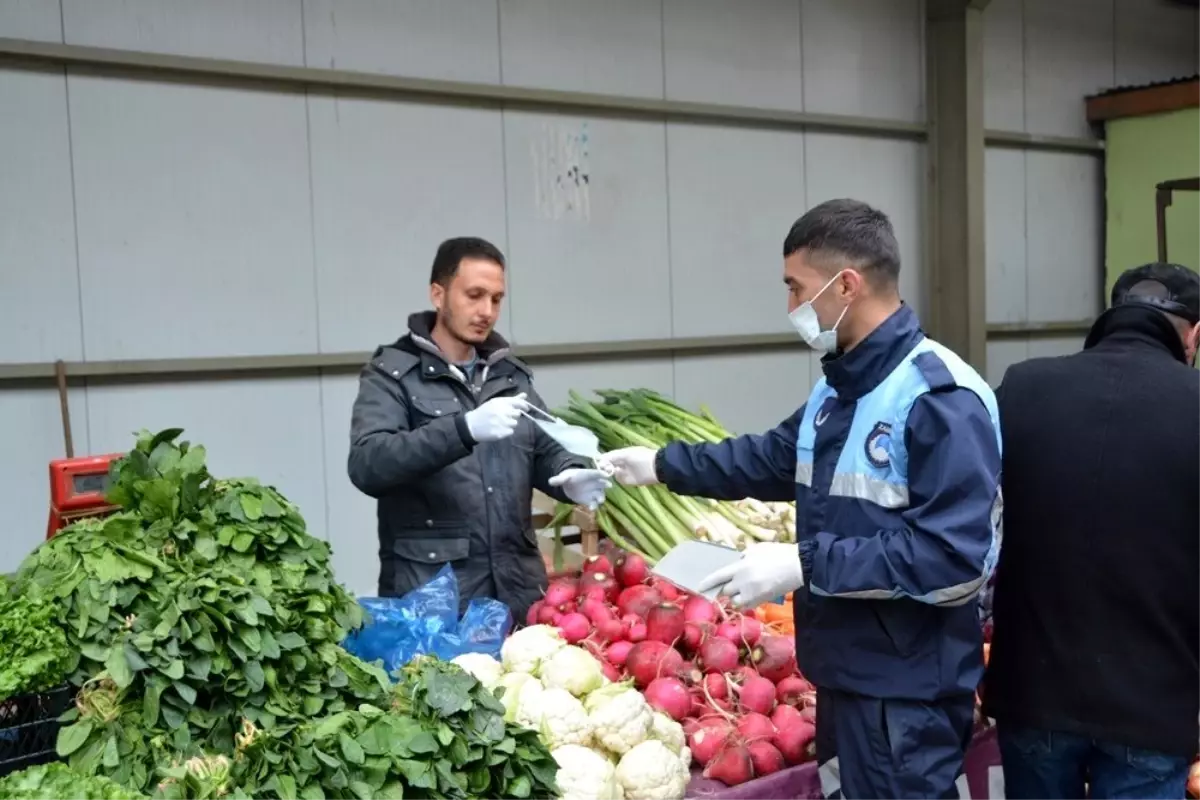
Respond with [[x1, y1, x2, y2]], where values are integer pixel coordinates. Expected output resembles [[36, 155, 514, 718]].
[[552, 388, 797, 563]]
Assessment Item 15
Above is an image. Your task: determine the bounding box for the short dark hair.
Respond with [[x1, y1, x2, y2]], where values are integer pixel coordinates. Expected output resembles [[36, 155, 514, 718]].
[[782, 199, 901, 287], [429, 237, 506, 286]]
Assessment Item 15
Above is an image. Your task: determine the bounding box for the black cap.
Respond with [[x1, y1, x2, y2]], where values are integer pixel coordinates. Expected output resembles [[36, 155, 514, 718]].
[[1110, 262, 1200, 325]]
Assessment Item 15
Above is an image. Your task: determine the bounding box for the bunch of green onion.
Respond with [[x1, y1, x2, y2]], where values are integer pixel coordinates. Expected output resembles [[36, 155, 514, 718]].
[[548, 389, 796, 563]]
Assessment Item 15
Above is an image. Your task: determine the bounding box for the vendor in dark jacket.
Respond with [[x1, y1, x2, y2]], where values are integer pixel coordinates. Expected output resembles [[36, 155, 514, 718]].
[[347, 237, 611, 621], [984, 262, 1200, 800]]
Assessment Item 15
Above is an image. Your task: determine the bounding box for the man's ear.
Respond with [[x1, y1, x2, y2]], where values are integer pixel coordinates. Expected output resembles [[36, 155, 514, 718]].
[[429, 282, 445, 312], [1188, 322, 1200, 363]]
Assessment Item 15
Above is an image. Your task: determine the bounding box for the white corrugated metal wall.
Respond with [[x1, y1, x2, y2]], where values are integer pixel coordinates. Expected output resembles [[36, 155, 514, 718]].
[[1, 0, 1196, 593]]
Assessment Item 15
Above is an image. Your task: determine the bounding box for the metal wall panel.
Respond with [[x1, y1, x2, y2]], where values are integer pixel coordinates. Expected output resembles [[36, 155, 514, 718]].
[[529, 358, 675, 413], [1025, 152, 1103, 323], [0, 0, 61, 41], [302, 0, 501, 83], [662, 0, 804, 110], [804, 134, 926, 316], [319, 371, 378, 597], [498, 0, 664, 98], [985, 340, 1028, 386], [801, 0, 923, 123], [307, 94, 509, 353], [984, 148, 1027, 324], [68, 74, 318, 360], [61, 0, 304, 65], [666, 123, 804, 338], [1114, 0, 1200, 87], [0, 66, 81, 363], [1028, 336, 1084, 359], [0, 385, 87, 573], [84, 375, 330, 538], [673, 349, 817, 435], [502, 111, 672, 345], [982, 0, 1024, 132], [1023, 0, 1115, 139]]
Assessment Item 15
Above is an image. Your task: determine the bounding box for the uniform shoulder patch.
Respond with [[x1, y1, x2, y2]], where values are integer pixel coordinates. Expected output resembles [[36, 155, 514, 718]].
[[864, 421, 893, 469], [912, 350, 957, 392]]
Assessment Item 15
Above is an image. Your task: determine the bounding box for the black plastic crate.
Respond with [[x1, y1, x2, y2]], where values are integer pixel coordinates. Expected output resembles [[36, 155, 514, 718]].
[[0, 686, 72, 777]]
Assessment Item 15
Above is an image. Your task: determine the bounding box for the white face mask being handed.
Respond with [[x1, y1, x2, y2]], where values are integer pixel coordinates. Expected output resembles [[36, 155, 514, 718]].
[[788, 271, 851, 353]]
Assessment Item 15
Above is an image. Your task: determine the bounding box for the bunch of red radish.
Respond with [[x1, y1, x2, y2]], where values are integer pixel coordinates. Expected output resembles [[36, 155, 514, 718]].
[[526, 550, 818, 787]]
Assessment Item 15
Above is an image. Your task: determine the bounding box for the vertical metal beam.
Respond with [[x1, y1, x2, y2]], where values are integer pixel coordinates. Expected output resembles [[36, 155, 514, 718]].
[[925, 0, 990, 371]]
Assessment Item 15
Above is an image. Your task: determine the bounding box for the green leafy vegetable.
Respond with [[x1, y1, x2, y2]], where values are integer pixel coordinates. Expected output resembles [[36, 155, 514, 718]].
[[0, 762, 147, 799], [11, 429, 389, 794], [0, 577, 73, 701]]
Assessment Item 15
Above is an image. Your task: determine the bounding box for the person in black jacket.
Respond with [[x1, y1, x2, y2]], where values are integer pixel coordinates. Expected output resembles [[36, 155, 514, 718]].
[[983, 262, 1200, 799], [347, 237, 611, 621]]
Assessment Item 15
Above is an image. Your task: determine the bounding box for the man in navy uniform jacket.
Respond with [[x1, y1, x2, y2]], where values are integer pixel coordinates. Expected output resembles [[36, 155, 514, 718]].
[[601, 199, 1003, 799]]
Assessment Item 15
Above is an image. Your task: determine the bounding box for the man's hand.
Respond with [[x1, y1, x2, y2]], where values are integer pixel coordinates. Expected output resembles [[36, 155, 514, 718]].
[[548, 468, 612, 510], [697, 542, 805, 609], [465, 393, 530, 442], [596, 446, 660, 486]]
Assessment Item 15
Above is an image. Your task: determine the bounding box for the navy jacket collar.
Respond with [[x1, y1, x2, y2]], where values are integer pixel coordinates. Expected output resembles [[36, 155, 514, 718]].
[[822, 304, 925, 400]]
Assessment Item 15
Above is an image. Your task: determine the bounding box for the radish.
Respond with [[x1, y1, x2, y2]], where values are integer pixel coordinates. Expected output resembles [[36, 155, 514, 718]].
[[697, 636, 740, 674], [736, 712, 776, 742], [688, 723, 734, 767], [703, 672, 729, 701], [748, 740, 786, 777], [606, 640, 634, 667], [557, 612, 591, 644], [771, 704, 804, 731], [594, 618, 625, 643], [544, 580, 577, 608], [775, 675, 812, 707], [703, 743, 755, 786], [626, 618, 647, 643], [614, 552, 649, 587], [645, 603, 686, 646], [625, 641, 683, 689], [682, 621, 712, 652], [717, 616, 763, 647], [537, 604, 562, 625], [578, 572, 620, 603], [616, 585, 662, 618], [800, 705, 817, 723], [738, 675, 777, 715], [682, 595, 720, 626], [644, 677, 692, 721], [581, 554, 613, 576], [654, 581, 681, 601], [676, 660, 704, 687], [750, 635, 798, 683], [773, 719, 816, 765], [525, 601, 543, 627], [578, 596, 613, 625], [600, 660, 621, 682]]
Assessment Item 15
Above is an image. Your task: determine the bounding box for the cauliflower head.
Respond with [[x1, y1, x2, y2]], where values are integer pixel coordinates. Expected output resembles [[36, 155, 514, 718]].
[[539, 645, 605, 698], [551, 744, 621, 800], [583, 682, 653, 755], [648, 712, 686, 756], [495, 671, 540, 723], [502, 624, 566, 674], [450, 653, 504, 689], [514, 677, 547, 728], [615, 740, 690, 800], [538, 688, 593, 749]]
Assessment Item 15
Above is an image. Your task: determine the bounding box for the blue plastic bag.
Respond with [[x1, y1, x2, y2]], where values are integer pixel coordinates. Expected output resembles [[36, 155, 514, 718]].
[[342, 565, 513, 676]]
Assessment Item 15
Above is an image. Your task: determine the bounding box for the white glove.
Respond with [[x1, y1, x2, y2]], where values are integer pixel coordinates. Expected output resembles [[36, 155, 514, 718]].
[[696, 542, 804, 609], [465, 392, 529, 443], [596, 446, 659, 486], [547, 468, 612, 510]]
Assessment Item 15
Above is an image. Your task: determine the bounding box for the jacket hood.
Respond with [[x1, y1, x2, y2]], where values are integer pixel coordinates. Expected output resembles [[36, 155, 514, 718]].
[[398, 311, 513, 365], [1083, 305, 1187, 363], [822, 304, 925, 400]]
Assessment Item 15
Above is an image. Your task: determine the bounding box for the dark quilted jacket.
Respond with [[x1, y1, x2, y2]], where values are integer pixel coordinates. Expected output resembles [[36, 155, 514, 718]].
[[347, 312, 586, 622]]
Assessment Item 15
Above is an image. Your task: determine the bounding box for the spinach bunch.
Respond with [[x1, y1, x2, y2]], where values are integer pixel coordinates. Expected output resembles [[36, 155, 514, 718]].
[[13, 429, 390, 794], [0, 579, 72, 700], [227, 657, 559, 800], [0, 762, 147, 800]]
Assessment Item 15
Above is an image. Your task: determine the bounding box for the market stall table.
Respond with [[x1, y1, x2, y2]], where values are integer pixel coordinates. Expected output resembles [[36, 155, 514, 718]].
[[685, 726, 1003, 800]]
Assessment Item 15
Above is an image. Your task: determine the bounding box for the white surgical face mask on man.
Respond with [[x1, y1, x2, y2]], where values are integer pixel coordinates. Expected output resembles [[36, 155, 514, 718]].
[[789, 271, 851, 353]]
